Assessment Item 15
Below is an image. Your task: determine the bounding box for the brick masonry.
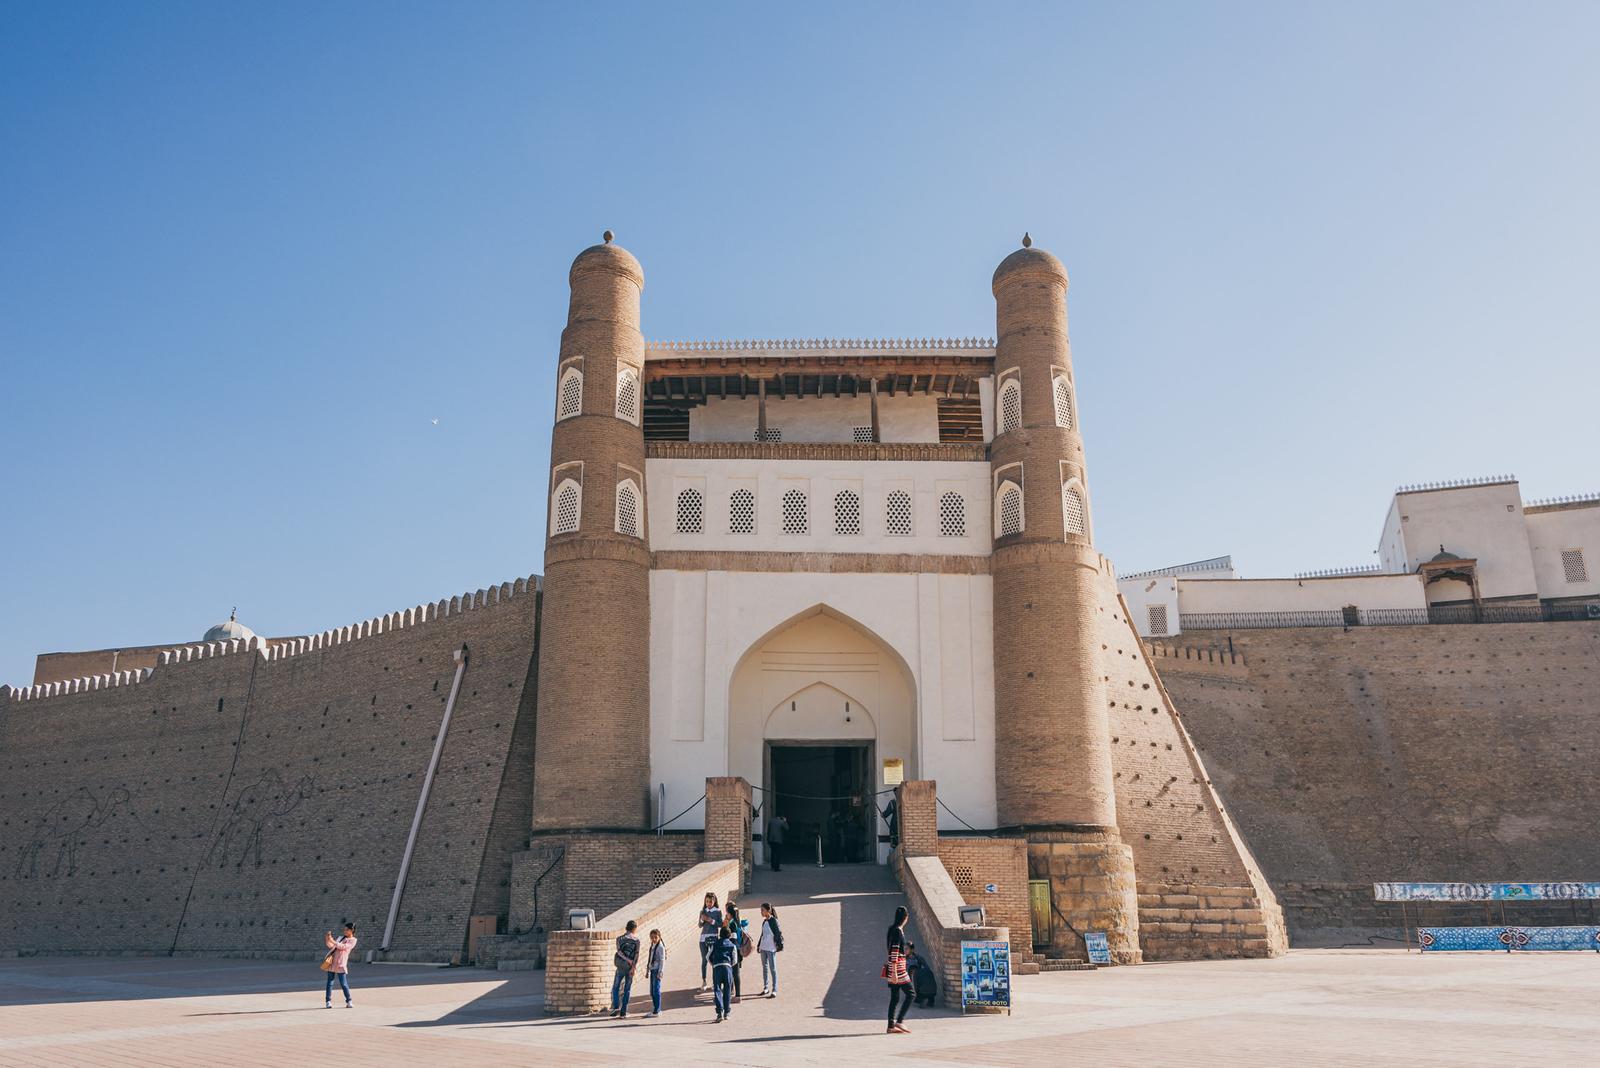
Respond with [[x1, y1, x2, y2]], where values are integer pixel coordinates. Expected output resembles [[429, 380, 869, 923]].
[[0, 580, 542, 961], [1155, 620, 1600, 942]]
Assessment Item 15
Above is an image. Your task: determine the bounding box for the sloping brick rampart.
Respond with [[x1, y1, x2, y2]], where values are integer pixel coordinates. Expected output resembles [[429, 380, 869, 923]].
[[1158, 621, 1600, 942], [0, 579, 540, 961]]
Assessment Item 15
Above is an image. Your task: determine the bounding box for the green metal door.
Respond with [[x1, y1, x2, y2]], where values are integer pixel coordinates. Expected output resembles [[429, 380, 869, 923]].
[[1029, 879, 1052, 948]]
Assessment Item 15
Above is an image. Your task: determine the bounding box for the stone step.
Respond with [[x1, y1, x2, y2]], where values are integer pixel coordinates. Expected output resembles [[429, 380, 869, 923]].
[[1039, 958, 1097, 972]]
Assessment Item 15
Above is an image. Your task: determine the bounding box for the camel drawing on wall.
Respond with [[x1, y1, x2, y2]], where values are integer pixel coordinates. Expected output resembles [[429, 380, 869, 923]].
[[14, 786, 133, 879], [206, 770, 315, 868]]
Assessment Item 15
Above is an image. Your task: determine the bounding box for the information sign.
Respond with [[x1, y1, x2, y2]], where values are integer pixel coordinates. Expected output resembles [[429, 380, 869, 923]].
[[1084, 931, 1112, 964], [960, 939, 1011, 1011]]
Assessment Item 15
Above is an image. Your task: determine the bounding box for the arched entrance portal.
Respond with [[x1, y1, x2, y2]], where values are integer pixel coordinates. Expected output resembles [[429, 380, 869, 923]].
[[728, 606, 916, 864]]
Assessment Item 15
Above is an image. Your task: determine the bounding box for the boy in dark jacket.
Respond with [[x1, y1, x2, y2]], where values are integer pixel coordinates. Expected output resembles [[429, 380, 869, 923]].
[[610, 919, 640, 1018], [708, 923, 738, 1022]]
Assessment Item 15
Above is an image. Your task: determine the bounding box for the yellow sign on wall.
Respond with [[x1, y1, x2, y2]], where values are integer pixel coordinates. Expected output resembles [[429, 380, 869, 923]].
[[883, 757, 904, 785]]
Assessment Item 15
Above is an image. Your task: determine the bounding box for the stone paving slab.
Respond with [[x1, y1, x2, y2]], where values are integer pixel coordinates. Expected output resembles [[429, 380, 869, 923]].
[[1, 873, 1597, 1067]]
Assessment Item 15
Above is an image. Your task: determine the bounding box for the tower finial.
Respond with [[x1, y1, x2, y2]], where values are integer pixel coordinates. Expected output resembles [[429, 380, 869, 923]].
[[230, 606, 237, 621], [603, 230, 614, 244], [1022, 232, 1032, 248]]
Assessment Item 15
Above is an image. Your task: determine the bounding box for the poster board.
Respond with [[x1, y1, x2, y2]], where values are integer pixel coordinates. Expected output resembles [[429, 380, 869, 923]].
[[960, 939, 1011, 1012], [1084, 931, 1112, 965]]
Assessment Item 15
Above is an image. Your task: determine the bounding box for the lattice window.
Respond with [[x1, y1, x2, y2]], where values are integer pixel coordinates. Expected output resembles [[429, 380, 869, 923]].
[[1052, 375, 1075, 430], [552, 480, 581, 535], [615, 480, 642, 538], [556, 367, 583, 421], [650, 867, 673, 888], [997, 481, 1023, 537], [615, 366, 640, 425], [952, 864, 976, 892], [938, 491, 966, 537], [1563, 549, 1589, 583], [853, 426, 875, 443], [834, 490, 862, 535], [998, 379, 1021, 435], [729, 488, 756, 535], [1148, 604, 1169, 636], [1063, 482, 1088, 537], [754, 427, 783, 442], [675, 488, 703, 534], [886, 490, 913, 536], [781, 488, 808, 534]]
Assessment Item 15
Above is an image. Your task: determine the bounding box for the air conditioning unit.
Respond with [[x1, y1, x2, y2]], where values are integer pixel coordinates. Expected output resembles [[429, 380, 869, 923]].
[[1586, 603, 1600, 620]]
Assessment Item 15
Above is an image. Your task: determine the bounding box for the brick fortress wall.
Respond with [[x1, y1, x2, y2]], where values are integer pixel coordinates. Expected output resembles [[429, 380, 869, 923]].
[[1152, 621, 1600, 943], [0, 577, 541, 961]]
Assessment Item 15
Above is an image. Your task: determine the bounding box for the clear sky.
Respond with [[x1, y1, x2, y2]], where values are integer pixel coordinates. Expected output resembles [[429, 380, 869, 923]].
[[2, 2, 1596, 685]]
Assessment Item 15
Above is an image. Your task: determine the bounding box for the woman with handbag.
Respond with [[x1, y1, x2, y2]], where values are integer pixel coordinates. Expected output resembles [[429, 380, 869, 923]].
[[883, 906, 912, 1033], [321, 922, 358, 1009]]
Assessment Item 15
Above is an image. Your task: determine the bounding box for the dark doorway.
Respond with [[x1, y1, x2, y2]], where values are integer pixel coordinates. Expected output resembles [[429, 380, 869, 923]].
[[768, 743, 873, 864]]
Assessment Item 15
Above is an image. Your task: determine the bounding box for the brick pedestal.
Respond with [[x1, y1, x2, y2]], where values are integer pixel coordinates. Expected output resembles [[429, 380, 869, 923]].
[[1028, 830, 1141, 964]]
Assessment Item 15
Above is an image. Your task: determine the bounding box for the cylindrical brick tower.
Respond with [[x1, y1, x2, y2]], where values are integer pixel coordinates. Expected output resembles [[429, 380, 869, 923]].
[[531, 232, 652, 834], [989, 235, 1140, 963]]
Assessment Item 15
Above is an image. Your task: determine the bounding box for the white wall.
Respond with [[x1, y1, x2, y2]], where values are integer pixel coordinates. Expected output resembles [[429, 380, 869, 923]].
[[1176, 573, 1426, 615], [1118, 576, 1181, 637], [1378, 497, 1406, 574], [646, 458, 992, 556], [647, 569, 998, 847], [1526, 505, 1600, 600], [1391, 484, 1538, 600], [689, 394, 941, 443]]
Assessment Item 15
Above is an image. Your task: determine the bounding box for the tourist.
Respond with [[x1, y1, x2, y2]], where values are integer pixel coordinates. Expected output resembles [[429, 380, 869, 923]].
[[907, 941, 937, 1007], [726, 901, 750, 1001], [767, 813, 789, 871], [696, 891, 723, 988], [756, 902, 783, 997], [884, 906, 913, 1033], [646, 928, 665, 1017], [609, 919, 640, 1018], [708, 922, 738, 1022], [322, 922, 357, 1009]]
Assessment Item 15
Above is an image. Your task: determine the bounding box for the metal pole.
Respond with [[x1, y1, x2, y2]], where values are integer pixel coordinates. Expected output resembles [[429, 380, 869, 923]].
[[381, 645, 467, 953], [816, 833, 824, 868]]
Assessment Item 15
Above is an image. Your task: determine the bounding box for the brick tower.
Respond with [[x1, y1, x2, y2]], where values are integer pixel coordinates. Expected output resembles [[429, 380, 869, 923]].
[[531, 232, 652, 834], [989, 235, 1141, 963]]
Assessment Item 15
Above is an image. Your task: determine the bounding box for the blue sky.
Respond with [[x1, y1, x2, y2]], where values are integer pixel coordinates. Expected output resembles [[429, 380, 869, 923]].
[[2, 2, 1596, 684]]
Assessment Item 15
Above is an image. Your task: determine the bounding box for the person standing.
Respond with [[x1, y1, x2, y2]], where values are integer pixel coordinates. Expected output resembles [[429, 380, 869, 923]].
[[322, 922, 357, 1009], [756, 902, 783, 998], [645, 928, 665, 1018], [695, 892, 723, 989], [725, 902, 750, 1002], [884, 906, 913, 1034], [610, 919, 640, 1018], [708, 923, 737, 1022], [766, 813, 789, 871]]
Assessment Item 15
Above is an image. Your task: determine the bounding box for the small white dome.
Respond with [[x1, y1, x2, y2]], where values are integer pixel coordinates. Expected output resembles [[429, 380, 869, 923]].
[[203, 610, 257, 644]]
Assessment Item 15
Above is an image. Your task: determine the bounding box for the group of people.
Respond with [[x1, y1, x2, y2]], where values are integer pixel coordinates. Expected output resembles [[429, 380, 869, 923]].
[[607, 892, 785, 1022]]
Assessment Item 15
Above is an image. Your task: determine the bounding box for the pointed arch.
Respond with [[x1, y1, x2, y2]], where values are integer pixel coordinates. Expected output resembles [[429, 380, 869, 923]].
[[998, 378, 1022, 435], [556, 366, 584, 421], [615, 478, 643, 538], [1052, 374, 1075, 431], [551, 478, 582, 535], [1062, 478, 1088, 538], [615, 364, 641, 425], [996, 480, 1024, 538]]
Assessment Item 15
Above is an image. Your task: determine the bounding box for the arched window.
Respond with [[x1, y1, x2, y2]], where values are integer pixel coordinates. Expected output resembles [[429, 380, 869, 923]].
[[556, 367, 583, 421], [996, 481, 1023, 538], [551, 479, 581, 535], [998, 378, 1022, 435], [1062, 480, 1088, 537], [834, 490, 861, 535], [615, 480, 642, 538], [615, 366, 641, 425], [938, 491, 966, 537], [1052, 375, 1074, 431], [781, 488, 808, 535], [675, 488, 703, 534], [885, 490, 913, 536], [729, 488, 756, 534]]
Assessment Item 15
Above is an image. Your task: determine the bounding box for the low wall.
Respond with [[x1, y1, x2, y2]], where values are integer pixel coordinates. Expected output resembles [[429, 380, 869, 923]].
[[895, 852, 1009, 1013], [544, 857, 741, 1014], [1276, 882, 1600, 946]]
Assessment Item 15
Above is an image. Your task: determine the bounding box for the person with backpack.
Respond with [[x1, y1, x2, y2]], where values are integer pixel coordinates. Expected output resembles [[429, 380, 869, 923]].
[[609, 919, 640, 1018], [756, 902, 783, 997], [708, 922, 738, 1022], [725, 901, 751, 1002], [907, 941, 938, 1007], [321, 922, 358, 1009]]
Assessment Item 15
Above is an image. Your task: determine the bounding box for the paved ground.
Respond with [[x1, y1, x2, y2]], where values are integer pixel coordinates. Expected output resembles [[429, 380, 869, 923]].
[[1, 866, 1597, 1067]]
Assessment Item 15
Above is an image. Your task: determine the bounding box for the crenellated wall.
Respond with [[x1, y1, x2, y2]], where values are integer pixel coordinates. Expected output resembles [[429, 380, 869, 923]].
[[0, 576, 542, 961]]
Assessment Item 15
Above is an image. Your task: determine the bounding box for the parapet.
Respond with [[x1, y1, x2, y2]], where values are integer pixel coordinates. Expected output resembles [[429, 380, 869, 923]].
[[1, 572, 542, 705]]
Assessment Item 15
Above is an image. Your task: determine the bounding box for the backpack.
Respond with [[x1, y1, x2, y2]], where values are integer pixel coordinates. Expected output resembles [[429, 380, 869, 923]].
[[769, 917, 785, 953]]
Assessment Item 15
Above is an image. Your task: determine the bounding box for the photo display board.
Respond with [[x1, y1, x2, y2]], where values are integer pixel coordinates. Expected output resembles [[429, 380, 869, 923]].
[[960, 939, 1011, 1011]]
